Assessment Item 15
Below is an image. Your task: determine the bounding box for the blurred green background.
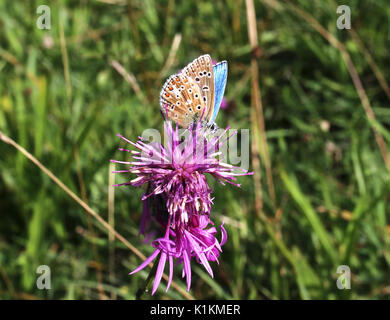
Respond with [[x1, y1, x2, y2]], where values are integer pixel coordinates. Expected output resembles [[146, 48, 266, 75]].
[[1, 0, 390, 300]]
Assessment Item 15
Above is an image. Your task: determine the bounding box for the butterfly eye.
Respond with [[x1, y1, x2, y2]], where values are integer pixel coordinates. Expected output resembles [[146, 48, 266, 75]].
[[171, 105, 175, 110], [207, 72, 211, 77], [194, 93, 199, 98], [203, 96, 207, 103], [202, 86, 209, 91], [188, 107, 193, 112], [203, 71, 207, 75], [185, 113, 189, 117], [175, 114, 178, 118], [188, 89, 192, 93], [195, 77, 200, 82], [176, 94, 180, 98], [197, 105, 201, 110], [176, 101, 181, 106], [198, 72, 202, 76], [180, 85, 185, 90]]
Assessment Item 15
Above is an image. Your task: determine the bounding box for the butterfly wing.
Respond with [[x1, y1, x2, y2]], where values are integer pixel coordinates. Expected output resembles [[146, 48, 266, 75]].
[[182, 54, 215, 123], [210, 61, 228, 124], [159, 74, 206, 128]]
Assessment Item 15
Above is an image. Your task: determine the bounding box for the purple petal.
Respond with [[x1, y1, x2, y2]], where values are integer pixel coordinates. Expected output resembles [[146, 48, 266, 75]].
[[220, 222, 227, 246], [138, 197, 151, 236], [185, 230, 214, 278], [183, 250, 192, 291], [152, 252, 167, 295], [166, 255, 174, 292], [129, 249, 160, 275]]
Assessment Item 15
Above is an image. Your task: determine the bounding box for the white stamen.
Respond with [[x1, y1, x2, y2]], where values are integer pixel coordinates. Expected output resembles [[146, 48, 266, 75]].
[[195, 199, 201, 211], [130, 176, 143, 184], [181, 210, 188, 223], [219, 162, 234, 168]]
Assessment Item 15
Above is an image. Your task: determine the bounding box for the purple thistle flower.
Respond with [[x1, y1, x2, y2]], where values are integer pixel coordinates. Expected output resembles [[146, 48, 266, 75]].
[[111, 121, 251, 294]]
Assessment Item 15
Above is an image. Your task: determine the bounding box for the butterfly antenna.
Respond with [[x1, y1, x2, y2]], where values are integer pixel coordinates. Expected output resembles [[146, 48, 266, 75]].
[[159, 109, 165, 120]]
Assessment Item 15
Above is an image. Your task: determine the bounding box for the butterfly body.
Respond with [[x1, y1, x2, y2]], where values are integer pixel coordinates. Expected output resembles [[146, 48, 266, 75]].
[[160, 54, 227, 128]]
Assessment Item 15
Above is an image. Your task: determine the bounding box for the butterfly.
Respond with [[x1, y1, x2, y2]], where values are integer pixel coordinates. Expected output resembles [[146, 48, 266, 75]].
[[159, 54, 228, 129]]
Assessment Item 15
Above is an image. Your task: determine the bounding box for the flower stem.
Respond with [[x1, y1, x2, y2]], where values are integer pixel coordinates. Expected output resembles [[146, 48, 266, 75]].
[[135, 261, 158, 299]]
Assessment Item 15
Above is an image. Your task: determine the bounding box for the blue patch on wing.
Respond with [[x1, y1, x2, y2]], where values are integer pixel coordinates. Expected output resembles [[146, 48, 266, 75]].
[[210, 61, 228, 124]]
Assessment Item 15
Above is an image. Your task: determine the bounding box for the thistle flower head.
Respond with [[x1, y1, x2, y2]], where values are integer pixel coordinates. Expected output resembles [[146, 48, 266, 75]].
[[111, 121, 251, 294]]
